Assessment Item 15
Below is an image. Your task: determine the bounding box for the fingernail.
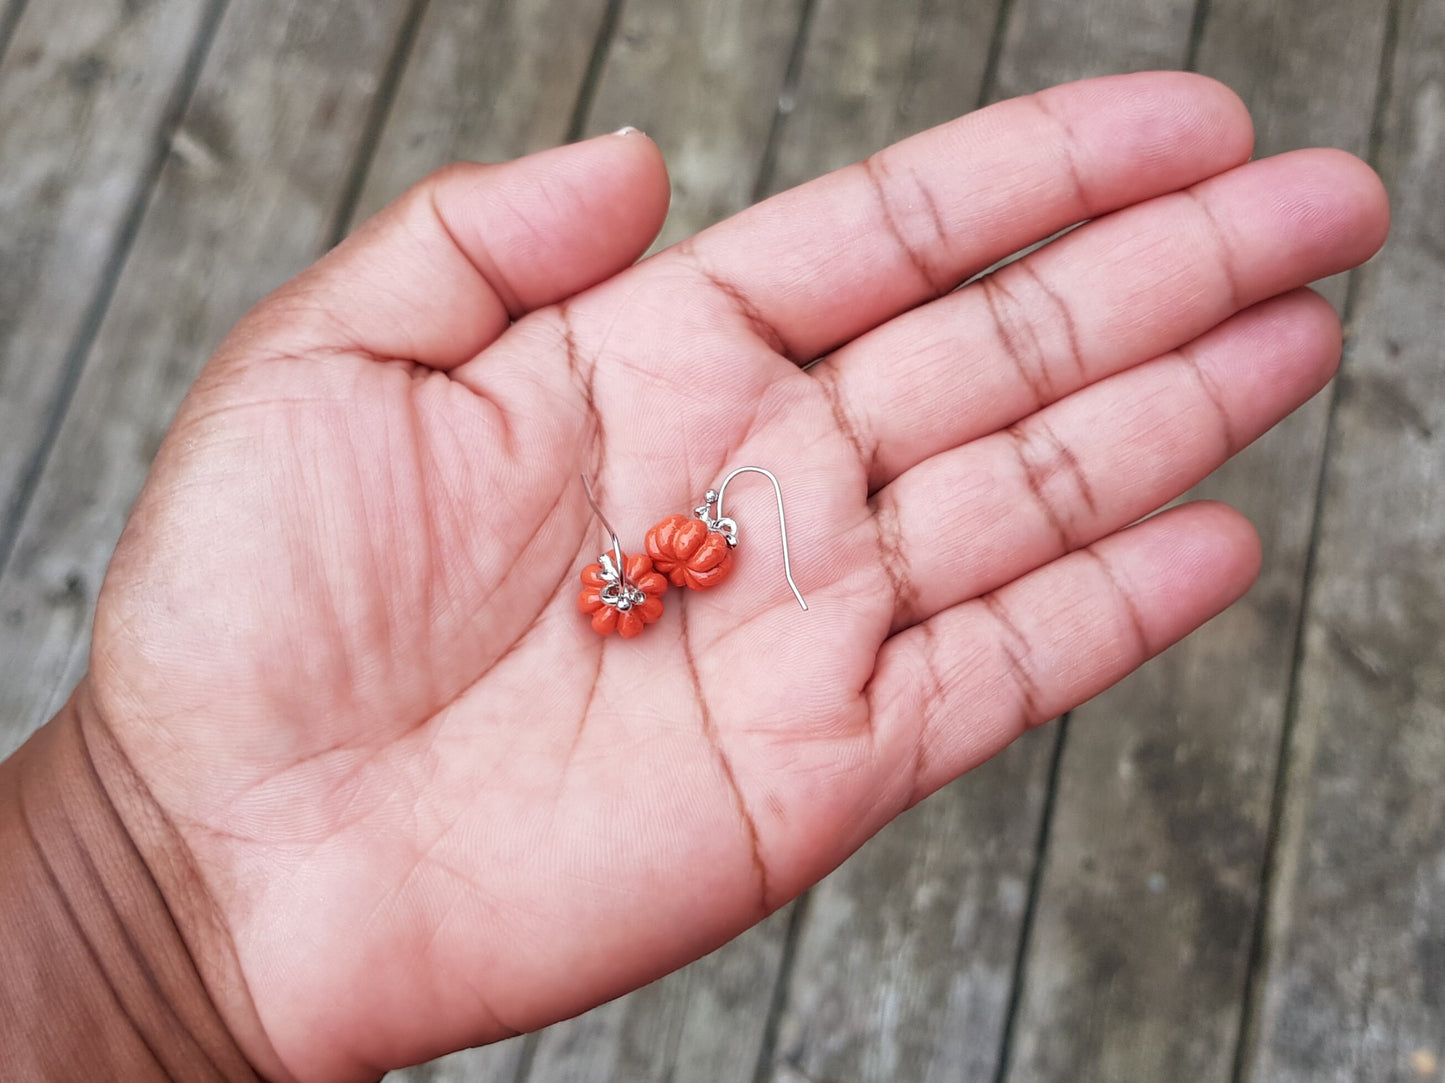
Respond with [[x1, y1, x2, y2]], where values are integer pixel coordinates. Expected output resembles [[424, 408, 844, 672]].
[[613, 125, 645, 137]]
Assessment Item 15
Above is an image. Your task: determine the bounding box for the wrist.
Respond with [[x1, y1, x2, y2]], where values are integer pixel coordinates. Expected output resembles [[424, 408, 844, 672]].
[[0, 683, 277, 1081]]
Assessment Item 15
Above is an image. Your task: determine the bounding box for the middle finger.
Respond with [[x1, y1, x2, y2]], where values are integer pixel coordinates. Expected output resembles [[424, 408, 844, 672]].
[[811, 148, 1387, 491]]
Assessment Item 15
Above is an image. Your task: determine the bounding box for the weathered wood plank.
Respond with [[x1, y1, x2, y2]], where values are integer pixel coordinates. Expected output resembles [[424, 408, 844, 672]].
[[771, 3, 1235, 1080], [0, 0, 217, 555], [0, 0, 417, 757], [354, 2, 620, 1077], [1244, 2, 1445, 1078], [362, 0, 812, 1076], [747, 3, 1047, 1082], [1005, 3, 1392, 1080], [1, 4, 1428, 1083], [768, 748, 1050, 1083], [514, 1, 811, 1076], [771, 1, 1277, 1079], [351, 0, 613, 222], [580, 0, 809, 249], [516, 909, 793, 1083], [0, 0, 28, 64], [762, 0, 999, 196], [384, 1041, 527, 1083], [991, 0, 1195, 99]]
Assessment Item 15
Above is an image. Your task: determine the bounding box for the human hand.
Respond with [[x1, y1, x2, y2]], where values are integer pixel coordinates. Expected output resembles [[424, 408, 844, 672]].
[[78, 72, 1387, 1081]]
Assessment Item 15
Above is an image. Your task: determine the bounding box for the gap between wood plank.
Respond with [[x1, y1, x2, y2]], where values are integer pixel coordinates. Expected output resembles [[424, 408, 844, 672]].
[[0, 0, 230, 583], [1183, 0, 1213, 73], [748, 889, 813, 1083], [1225, 3, 1402, 1079], [0, 0, 28, 68], [324, 0, 433, 249], [991, 719, 1070, 1083], [749, 0, 818, 204], [959, 8, 1069, 1077], [564, 0, 628, 143], [977, 0, 1018, 112], [509, 1032, 541, 1083]]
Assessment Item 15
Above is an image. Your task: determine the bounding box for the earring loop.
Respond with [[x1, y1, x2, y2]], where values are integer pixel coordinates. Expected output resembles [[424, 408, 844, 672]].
[[578, 468, 808, 638], [577, 475, 668, 638], [646, 467, 808, 611]]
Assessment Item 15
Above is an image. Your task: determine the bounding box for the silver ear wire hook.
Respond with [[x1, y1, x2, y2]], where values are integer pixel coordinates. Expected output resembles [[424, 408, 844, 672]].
[[709, 466, 808, 611], [581, 474, 629, 588]]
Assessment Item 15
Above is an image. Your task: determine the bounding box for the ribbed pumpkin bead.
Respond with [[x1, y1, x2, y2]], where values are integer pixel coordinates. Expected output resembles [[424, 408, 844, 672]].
[[577, 551, 669, 637], [645, 513, 733, 590], [590, 605, 619, 636]]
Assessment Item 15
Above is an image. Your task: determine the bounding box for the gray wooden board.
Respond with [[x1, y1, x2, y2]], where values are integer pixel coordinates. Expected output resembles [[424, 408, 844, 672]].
[[762, 0, 1234, 1079], [1005, 2, 1393, 1080], [360, 0, 815, 1076], [990, 0, 1197, 101], [386, 1040, 528, 1083], [493, 2, 817, 1079], [517, 908, 795, 1083], [750, 2, 1051, 1082], [579, 0, 809, 250], [0, 3, 1433, 1082], [767, 745, 1050, 1083], [352, 0, 614, 222], [0, 0, 30, 68], [1245, 0, 1445, 1078], [0, 0, 214, 550], [761, 0, 999, 196], [356, 1, 614, 1077], [0, 0, 416, 758], [0, 0, 19, 43]]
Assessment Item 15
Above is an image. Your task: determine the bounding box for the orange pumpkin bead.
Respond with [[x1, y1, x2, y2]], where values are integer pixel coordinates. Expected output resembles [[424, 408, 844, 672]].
[[577, 552, 668, 638], [645, 513, 734, 590]]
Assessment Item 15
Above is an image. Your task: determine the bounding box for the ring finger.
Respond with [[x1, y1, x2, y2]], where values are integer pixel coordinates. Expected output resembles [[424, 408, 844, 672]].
[[864, 288, 1340, 632]]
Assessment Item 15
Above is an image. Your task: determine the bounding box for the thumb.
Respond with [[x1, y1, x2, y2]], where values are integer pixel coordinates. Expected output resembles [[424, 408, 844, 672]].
[[249, 128, 670, 370]]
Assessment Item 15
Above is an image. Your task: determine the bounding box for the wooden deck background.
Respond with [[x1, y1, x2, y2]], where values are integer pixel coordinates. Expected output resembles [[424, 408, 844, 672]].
[[0, 0, 1440, 1079]]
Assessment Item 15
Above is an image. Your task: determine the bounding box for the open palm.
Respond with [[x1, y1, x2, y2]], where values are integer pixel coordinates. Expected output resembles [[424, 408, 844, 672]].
[[82, 73, 1387, 1082]]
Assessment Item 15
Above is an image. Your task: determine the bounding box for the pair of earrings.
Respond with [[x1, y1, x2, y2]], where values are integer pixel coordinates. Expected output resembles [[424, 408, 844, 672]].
[[577, 467, 808, 638]]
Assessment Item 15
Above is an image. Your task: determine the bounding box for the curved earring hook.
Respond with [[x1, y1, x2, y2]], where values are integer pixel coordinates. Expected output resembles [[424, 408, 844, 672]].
[[713, 466, 808, 611], [581, 474, 627, 582]]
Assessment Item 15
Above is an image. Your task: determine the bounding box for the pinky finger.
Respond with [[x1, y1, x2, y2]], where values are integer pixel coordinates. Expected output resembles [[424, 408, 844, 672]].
[[869, 502, 1261, 804]]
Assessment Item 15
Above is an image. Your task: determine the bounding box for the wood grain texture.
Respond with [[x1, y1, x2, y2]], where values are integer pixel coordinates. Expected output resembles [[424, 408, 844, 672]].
[[520, 909, 793, 1083], [1245, 1, 1445, 1078], [1004, 2, 1392, 1080], [991, 0, 1195, 100], [1, 3, 1437, 1081], [0, 0, 416, 757], [761, 0, 999, 195], [0, 0, 215, 550], [351, 0, 613, 223], [767, 747, 1050, 1083], [581, 0, 808, 248], [386, 1041, 528, 1083], [0, 0, 30, 67], [827, 0, 1217, 1079]]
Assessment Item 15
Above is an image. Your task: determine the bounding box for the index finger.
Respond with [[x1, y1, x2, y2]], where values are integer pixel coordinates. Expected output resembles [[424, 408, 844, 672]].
[[665, 71, 1254, 363]]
